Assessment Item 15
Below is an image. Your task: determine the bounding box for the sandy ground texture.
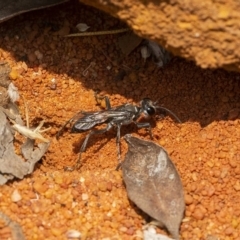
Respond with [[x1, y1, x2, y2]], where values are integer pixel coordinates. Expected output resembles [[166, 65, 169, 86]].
[[0, 1, 240, 240]]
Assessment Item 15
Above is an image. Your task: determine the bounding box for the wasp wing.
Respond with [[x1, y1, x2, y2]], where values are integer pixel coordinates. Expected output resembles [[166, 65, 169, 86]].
[[72, 110, 132, 132]]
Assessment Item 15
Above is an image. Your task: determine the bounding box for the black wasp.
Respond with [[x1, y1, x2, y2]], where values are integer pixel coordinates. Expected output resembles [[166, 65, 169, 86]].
[[56, 94, 181, 170]]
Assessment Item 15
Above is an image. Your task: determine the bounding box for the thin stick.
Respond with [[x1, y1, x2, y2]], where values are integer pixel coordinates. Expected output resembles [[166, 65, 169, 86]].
[[65, 28, 130, 37]]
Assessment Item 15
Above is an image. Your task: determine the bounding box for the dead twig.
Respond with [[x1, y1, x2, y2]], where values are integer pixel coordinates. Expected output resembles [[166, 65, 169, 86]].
[[9, 97, 51, 142], [65, 28, 130, 37]]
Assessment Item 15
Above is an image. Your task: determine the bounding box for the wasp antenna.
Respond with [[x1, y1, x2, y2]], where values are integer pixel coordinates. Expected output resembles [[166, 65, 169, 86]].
[[154, 95, 169, 105], [156, 106, 181, 123], [56, 121, 69, 140]]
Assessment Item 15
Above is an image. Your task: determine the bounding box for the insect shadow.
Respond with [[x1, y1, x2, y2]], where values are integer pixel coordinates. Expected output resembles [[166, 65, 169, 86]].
[[56, 94, 181, 171]]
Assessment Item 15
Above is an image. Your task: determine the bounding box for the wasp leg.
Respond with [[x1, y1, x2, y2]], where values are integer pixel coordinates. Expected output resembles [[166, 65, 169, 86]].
[[56, 111, 82, 140], [94, 92, 111, 110], [115, 124, 123, 171], [136, 122, 153, 139], [116, 124, 122, 162], [105, 97, 111, 110], [65, 123, 114, 171]]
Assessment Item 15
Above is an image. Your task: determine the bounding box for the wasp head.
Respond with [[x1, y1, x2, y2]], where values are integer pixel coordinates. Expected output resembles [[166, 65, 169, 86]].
[[140, 98, 182, 123], [140, 98, 157, 118]]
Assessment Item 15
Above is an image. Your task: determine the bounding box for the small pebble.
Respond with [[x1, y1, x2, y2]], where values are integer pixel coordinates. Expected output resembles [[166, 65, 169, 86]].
[[80, 177, 85, 183], [192, 208, 205, 220], [106, 182, 112, 191], [229, 158, 237, 168], [185, 194, 193, 205], [81, 193, 89, 201], [33, 182, 48, 194], [11, 189, 22, 202], [51, 228, 62, 236], [224, 226, 234, 236], [233, 181, 240, 191], [66, 229, 81, 238], [9, 69, 19, 80], [27, 53, 36, 62], [98, 182, 108, 192], [119, 226, 127, 232], [207, 161, 214, 168], [205, 235, 219, 240], [126, 227, 135, 235], [34, 50, 43, 60]]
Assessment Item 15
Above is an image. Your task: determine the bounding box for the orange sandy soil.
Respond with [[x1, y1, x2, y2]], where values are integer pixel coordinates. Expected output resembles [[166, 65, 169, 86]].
[[0, 2, 240, 240]]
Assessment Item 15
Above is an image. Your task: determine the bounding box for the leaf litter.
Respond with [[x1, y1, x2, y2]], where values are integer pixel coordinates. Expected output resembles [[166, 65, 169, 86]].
[[121, 134, 185, 240], [0, 62, 50, 185]]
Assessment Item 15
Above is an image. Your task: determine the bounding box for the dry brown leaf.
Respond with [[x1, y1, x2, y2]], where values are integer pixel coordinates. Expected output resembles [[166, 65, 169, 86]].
[[118, 32, 142, 56], [0, 102, 50, 185], [122, 134, 185, 240]]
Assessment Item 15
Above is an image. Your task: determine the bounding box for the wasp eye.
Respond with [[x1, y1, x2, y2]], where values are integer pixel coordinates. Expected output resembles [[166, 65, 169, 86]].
[[146, 106, 155, 115]]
